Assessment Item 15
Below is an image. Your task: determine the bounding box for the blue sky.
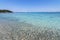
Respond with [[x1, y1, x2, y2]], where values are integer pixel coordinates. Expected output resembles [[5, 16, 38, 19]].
[[0, 0, 60, 12]]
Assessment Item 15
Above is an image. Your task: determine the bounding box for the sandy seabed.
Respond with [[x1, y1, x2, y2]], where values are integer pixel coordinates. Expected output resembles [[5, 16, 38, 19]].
[[0, 20, 60, 40]]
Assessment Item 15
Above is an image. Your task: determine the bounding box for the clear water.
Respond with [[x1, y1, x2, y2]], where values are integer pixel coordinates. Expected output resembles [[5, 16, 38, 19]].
[[0, 12, 60, 29], [0, 12, 60, 40], [0, 12, 60, 28]]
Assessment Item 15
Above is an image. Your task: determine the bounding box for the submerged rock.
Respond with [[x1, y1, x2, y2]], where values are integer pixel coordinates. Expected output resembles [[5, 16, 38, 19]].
[[0, 20, 60, 40]]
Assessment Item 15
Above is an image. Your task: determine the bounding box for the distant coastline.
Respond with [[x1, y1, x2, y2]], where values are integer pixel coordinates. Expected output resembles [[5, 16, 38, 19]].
[[0, 10, 13, 13]]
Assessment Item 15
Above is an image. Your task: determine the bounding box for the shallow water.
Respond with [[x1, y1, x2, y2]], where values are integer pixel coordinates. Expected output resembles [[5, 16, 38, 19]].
[[0, 12, 60, 40], [0, 12, 60, 28]]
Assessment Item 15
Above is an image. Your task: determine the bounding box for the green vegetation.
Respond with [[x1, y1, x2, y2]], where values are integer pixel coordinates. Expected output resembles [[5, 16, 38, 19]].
[[0, 10, 13, 13]]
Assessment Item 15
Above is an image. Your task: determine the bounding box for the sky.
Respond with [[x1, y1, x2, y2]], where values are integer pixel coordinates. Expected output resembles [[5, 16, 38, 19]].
[[0, 0, 60, 12]]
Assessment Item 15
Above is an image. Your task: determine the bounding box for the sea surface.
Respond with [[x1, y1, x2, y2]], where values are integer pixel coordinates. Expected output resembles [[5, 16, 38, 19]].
[[0, 12, 60, 28], [0, 12, 60, 40]]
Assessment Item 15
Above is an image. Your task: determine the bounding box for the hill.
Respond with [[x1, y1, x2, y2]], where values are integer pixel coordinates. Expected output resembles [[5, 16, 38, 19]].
[[0, 10, 13, 13]]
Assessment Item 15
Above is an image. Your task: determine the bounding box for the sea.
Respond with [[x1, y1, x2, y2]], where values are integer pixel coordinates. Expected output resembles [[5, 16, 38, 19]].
[[0, 12, 60, 28], [0, 12, 60, 40]]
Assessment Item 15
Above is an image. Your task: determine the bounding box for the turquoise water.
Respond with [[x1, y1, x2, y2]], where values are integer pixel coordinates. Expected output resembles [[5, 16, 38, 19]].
[[0, 12, 60, 40], [0, 12, 60, 29]]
